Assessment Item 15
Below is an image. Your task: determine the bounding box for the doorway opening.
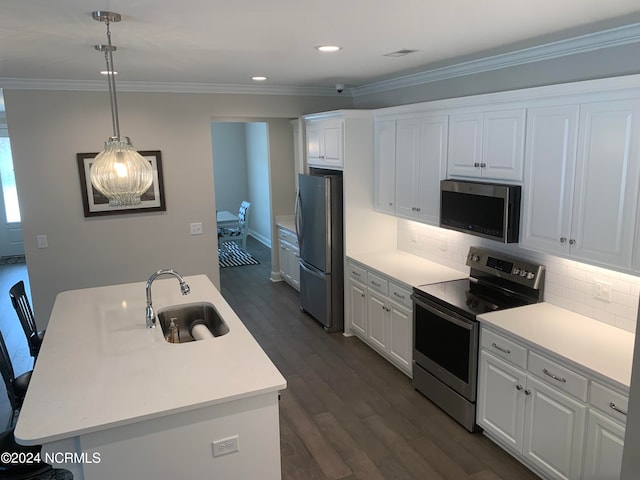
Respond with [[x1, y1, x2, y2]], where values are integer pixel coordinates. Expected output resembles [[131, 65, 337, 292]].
[[0, 90, 23, 259]]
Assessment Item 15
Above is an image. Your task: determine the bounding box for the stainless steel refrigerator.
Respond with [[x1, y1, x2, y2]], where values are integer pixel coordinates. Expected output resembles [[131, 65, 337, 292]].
[[295, 171, 344, 332]]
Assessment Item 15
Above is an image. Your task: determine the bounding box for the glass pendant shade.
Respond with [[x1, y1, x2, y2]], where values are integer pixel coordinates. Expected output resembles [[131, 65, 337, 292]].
[[90, 137, 153, 207]]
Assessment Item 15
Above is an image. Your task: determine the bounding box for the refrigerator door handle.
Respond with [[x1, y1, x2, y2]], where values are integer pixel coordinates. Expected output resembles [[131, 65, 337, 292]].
[[294, 189, 303, 248]]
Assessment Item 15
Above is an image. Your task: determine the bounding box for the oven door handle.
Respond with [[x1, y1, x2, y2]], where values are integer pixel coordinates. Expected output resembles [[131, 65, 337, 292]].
[[412, 295, 475, 330]]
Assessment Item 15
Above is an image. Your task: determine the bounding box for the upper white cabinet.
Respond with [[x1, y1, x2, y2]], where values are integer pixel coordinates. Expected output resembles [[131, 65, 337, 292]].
[[447, 108, 526, 181], [373, 119, 396, 214], [521, 100, 640, 270], [306, 117, 344, 170], [373, 115, 448, 225]]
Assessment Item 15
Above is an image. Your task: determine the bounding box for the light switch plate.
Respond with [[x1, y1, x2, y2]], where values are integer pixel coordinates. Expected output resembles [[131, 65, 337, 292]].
[[190, 222, 203, 235], [593, 279, 612, 302], [37, 234, 48, 249]]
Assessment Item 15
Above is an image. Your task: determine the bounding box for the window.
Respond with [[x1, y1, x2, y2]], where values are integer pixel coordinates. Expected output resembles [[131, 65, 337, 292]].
[[0, 137, 21, 223]]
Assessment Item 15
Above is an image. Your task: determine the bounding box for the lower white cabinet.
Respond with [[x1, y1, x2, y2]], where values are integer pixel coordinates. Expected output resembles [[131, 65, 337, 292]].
[[478, 326, 628, 480], [583, 409, 625, 480], [346, 260, 412, 375], [277, 227, 300, 291]]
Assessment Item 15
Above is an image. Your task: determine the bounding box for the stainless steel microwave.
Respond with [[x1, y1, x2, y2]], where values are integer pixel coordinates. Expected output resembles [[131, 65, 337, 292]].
[[439, 179, 521, 243]]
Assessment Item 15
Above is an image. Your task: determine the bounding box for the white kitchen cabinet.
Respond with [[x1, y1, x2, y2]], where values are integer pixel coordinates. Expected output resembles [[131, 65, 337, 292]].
[[522, 100, 640, 270], [521, 105, 579, 254], [348, 276, 367, 338], [346, 260, 412, 376], [523, 375, 586, 480], [367, 289, 388, 352], [305, 117, 343, 169], [478, 325, 630, 480], [447, 108, 525, 181], [583, 410, 625, 480], [374, 119, 396, 214], [582, 381, 628, 480], [477, 350, 527, 452], [374, 115, 447, 225], [277, 227, 300, 291]]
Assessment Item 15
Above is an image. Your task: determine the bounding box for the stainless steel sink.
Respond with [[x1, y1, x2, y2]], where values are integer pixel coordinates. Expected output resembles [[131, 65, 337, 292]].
[[158, 302, 229, 343]]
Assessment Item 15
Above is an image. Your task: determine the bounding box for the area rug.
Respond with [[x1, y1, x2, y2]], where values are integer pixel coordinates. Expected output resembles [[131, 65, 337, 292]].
[[0, 254, 26, 265], [218, 242, 259, 268]]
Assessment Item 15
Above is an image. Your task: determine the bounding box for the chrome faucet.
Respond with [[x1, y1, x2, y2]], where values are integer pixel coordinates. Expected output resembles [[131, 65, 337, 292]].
[[145, 269, 191, 328]]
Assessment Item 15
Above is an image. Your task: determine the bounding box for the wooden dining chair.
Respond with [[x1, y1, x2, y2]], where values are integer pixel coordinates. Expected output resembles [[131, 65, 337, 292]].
[[9, 281, 44, 360], [0, 331, 32, 427], [218, 201, 251, 251]]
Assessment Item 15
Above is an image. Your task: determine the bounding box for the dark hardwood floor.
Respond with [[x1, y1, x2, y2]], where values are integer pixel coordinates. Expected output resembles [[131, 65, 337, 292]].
[[221, 237, 540, 480]]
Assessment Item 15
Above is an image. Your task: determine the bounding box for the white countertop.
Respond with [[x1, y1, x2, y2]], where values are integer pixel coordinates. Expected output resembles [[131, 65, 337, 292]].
[[15, 275, 286, 445], [348, 250, 468, 288], [478, 302, 635, 390]]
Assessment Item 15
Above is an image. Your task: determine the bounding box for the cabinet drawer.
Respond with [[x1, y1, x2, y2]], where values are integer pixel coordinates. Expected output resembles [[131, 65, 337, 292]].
[[590, 381, 628, 425], [278, 228, 291, 242], [528, 351, 588, 401], [288, 232, 298, 247], [389, 283, 411, 308], [481, 329, 527, 369], [367, 272, 389, 296], [348, 263, 367, 282]]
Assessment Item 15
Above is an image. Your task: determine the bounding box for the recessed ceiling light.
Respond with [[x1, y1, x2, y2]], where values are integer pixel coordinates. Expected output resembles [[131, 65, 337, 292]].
[[251, 76, 268, 81], [100, 70, 118, 75], [316, 45, 341, 53]]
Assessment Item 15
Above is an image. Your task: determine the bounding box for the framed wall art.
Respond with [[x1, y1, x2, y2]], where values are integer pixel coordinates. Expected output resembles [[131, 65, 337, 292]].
[[77, 150, 166, 217]]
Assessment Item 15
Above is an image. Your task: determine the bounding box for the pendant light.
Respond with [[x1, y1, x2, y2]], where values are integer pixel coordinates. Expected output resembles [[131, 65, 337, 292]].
[[90, 11, 153, 207]]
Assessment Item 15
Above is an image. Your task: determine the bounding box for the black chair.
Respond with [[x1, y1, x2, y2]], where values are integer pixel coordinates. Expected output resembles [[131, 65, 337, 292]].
[[0, 428, 51, 479], [9, 281, 44, 360], [0, 331, 31, 426]]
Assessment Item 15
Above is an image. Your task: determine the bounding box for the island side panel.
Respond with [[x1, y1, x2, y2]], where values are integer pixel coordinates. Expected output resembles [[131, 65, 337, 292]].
[[76, 392, 281, 480]]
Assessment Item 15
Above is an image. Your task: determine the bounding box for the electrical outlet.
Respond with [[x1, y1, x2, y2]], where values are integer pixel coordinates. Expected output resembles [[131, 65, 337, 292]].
[[593, 279, 612, 302], [212, 435, 239, 457], [190, 222, 203, 235]]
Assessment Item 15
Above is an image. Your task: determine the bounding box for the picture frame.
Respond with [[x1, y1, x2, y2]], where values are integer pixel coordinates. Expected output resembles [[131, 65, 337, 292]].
[[77, 150, 166, 217]]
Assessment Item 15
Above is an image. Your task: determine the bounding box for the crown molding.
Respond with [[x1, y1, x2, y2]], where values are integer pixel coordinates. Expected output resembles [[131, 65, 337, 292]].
[[0, 78, 347, 97], [351, 22, 640, 97]]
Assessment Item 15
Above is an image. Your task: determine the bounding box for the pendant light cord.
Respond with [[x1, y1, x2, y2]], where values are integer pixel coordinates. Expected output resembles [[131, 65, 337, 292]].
[[104, 19, 121, 140]]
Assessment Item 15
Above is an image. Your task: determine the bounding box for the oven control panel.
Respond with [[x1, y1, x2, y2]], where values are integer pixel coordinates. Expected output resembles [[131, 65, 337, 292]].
[[466, 246, 544, 289]]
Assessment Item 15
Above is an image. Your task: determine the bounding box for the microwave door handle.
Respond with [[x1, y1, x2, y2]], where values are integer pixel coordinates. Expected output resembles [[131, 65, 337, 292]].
[[413, 297, 474, 331]]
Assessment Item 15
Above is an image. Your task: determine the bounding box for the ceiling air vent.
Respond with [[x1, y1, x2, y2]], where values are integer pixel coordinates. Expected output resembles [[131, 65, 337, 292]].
[[384, 49, 418, 57]]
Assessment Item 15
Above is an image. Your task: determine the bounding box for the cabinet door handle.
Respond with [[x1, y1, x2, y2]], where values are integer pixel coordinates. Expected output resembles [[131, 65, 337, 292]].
[[480, 162, 486, 168], [474, 162, 480, 168], [569, 239, 576, 245], [352, 271, 362, 277], [524, 389, 531, 396], [371, 280, 382, 287], [388, 202, 393, 206], [491, 342, 511, 354], [560, 237, 567, 244], [416, 207, 421, 212], [361, 293, 365, 298], [516, 384, 523, 391], [609, 402, 627, 416], [543, 368, 567, 383], [393, 292, 406, 300]]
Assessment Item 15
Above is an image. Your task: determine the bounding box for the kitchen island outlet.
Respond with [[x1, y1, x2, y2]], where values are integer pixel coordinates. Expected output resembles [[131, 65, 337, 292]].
[[14, 275, 286, 480]]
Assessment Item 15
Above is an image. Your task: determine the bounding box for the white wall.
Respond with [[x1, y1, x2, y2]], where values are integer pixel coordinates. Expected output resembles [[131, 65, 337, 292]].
[[245, 122, 270, 245], [3, 89, 350, 324], [211, 123, 249, 213]]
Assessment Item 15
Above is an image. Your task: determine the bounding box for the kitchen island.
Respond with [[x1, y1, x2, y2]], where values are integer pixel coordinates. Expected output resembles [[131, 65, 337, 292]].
[[15, 275, 286, 480]]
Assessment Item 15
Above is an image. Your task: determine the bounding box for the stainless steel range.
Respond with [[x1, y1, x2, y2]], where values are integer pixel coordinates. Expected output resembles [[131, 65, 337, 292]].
[[412, 246, 545, 432]]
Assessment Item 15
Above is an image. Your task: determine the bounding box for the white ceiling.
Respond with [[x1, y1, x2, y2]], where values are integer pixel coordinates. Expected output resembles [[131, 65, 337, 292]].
[[1, 0, 640, 93]]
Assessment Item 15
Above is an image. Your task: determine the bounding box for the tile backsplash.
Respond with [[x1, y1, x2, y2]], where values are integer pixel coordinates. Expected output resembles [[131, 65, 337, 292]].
[[397, 219, 640, 334]]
